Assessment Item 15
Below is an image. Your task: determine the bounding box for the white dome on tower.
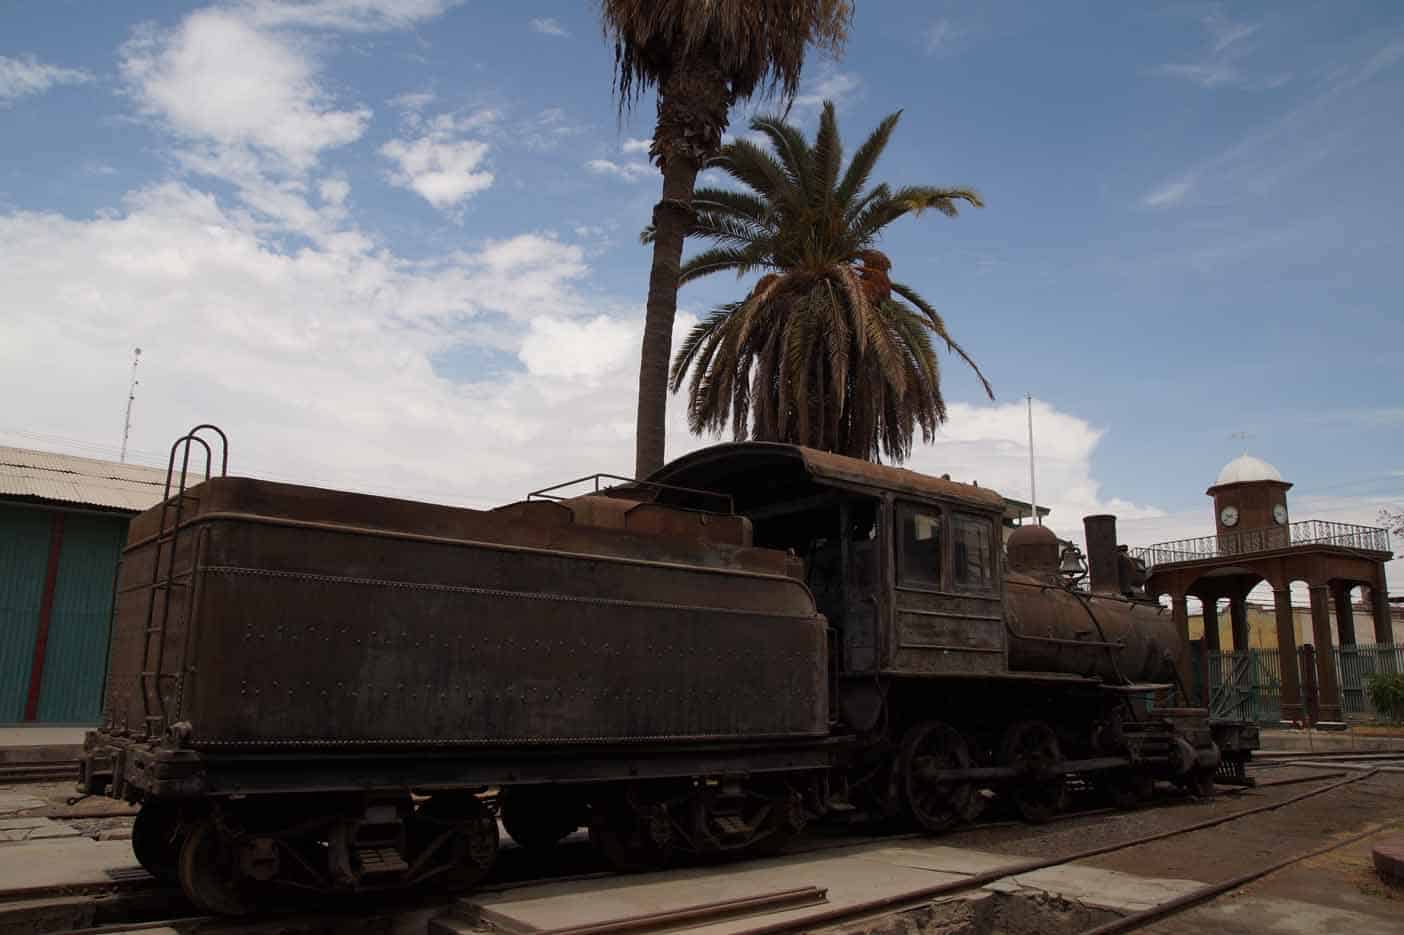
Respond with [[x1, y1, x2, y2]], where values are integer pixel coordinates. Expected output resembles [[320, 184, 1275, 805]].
[[1214, 454, 1282, 486]]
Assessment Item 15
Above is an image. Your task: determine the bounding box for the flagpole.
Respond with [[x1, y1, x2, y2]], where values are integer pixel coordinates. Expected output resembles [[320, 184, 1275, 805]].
[[1027, 394, 1039, 526]]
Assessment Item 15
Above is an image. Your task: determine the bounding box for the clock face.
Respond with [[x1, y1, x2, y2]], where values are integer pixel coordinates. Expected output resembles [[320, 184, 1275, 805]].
[[1273, 504, 1288, 526], [1220, 505, 1240, 527]]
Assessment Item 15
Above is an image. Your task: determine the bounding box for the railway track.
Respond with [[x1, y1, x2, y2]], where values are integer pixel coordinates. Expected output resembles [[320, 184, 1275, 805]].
[[0, 760, 79, 785], [0, 764, 1368, 935], [739, 768, 1388, 935]]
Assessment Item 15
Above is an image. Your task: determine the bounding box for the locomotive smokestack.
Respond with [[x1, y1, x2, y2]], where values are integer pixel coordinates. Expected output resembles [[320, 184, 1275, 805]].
[[1084, 514, 1120, 594]]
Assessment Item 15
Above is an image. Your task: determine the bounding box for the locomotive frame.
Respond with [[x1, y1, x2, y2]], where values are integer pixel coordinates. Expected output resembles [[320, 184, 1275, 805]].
[[77, 429, 1256, 914]]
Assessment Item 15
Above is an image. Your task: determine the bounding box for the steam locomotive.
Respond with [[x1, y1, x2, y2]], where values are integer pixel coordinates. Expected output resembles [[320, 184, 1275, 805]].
[[77, 429, 1256, 913]]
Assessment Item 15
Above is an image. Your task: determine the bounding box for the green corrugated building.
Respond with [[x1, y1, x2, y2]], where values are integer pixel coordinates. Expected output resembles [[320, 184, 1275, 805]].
[[0, 447, 168, 724]]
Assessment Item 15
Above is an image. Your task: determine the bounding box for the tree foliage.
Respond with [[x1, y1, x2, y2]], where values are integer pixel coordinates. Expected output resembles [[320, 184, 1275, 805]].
[[599, 1, 854, 478], [1379, 507, 1404, 538], [665, 102, 992, 462], [1366, 673, 1404, 722]]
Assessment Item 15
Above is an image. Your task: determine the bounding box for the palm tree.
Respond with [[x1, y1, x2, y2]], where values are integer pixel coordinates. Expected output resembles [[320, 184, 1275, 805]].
[[666, 102, 993, 463], [599, 0, 855, 478]]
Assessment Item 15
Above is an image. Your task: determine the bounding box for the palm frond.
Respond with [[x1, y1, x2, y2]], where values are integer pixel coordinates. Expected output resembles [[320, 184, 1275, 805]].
[[834, 110, 901, 208], [677, 246, 770, 284], [811, 101, 844, 209], [890, 280, 993, 400], [665, 99, 990, 462], [602, 0, 853, 108]]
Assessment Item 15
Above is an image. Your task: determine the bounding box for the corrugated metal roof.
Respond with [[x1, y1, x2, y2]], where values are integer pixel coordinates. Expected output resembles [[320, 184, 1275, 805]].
[[0, 446, 192, 513]]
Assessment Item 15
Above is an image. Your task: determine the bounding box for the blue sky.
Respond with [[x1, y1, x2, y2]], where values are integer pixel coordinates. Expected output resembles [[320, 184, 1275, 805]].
[[1, 1, 1401, 588]]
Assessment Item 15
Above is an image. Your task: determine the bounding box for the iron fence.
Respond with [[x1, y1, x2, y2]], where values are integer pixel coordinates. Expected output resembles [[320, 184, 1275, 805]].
[[1137, 519, 1390, 569], [1201, 644, 1403, 723]]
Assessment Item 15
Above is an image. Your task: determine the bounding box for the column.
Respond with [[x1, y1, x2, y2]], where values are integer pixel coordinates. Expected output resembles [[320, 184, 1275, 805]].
[[1309, 585, 1342, 723], [1201, 597, 1221, 652], [1333, 582, 1360, 718], [1332, 583, 1357, 646], [1374, 576, 1398, 675], [1172, 592, 1191, 702], [1274, 587, 1304, 724], [1372, 580, 1395, 645], [1230, 595, 1251, 652]]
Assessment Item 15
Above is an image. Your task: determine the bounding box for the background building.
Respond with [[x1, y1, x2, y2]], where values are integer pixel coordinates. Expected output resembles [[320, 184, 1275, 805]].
[[0, 447, 169, 724]]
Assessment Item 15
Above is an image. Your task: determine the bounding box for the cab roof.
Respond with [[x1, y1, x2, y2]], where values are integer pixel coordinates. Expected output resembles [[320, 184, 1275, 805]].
[[649, 442, 1006, 514]]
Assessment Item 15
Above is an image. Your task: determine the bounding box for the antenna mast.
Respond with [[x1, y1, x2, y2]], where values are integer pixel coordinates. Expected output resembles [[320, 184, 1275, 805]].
[[1027, 393, 1039, 526], [120, 348, 141, 463]]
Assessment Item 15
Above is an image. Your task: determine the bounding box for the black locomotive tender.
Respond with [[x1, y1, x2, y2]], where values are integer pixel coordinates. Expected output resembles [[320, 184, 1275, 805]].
[[79, 428, 1257, 913]]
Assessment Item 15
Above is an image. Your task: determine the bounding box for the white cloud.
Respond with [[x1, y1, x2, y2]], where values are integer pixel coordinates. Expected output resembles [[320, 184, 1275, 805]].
[[1154, 62, 1239, 89], [902, 400, 1163, 530], [621, 137, 652, 154], [1152, 9, 1287, 91], [120, 10, 370, 172], [519, 315, 636, 380], [0, 184, 646, 506], [793, 68, 861, 113], [242, 0, 459, 32], [529, 17, 568, 37], [0, 54, 92, 104], [1203, 10, 1259, 54], [391, 90, 436, 113], [381, 132, 494, 210], [925, 18, 965, 56], [0, 177, 1190, 562], [1141, 177, 1194, 208], [585, 158, 653, 182], [319, 176, 351, 207]]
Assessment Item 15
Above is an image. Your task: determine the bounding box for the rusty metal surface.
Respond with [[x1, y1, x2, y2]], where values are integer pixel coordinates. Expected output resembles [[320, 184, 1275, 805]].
[[103, 477, 828, 748], [649, 442, 1007, 511], [1004, 571, 1179, 683], [1007, 524, 1060, 575], [1083, 515, 1120, 594]]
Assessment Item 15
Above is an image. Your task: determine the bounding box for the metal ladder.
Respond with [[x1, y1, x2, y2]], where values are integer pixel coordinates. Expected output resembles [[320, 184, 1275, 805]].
[[138, 424, 228, 739]]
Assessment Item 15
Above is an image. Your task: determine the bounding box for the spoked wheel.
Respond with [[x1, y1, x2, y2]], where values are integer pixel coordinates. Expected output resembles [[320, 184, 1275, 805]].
[[177, 818, 255, 916], [500, 787, 585, 852], [132, 801, 184, 883], [410, 794, 499, 891], [898, 721, 976, 834], [1001, 720, 1067, 824], [588, 796, 674, 874]]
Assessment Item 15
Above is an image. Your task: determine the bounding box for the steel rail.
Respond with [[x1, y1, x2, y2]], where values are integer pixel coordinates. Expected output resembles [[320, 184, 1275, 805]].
[[1080, 813, 1402, 935], [0, 772, 1348, 931], [734, 768, 1382, 935]]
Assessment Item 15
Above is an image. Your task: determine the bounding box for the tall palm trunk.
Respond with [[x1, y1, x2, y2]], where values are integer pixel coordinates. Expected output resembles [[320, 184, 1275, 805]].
[[634, 156, 700, 478], [634, 57, 730, 479]]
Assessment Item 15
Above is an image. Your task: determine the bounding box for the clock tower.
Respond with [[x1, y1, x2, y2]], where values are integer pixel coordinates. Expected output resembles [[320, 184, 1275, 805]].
[[1208, 454, 1292, 539]]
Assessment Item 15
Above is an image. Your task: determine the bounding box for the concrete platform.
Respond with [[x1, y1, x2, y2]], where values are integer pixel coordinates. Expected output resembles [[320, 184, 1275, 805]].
[[0, 726, 87, 764], [0, 836, 140, 890], [1258, 728, 1404, 754], [1371, 833, 1404, 885], [0, 816, 81, 842], [436, 840, 1206, 935]]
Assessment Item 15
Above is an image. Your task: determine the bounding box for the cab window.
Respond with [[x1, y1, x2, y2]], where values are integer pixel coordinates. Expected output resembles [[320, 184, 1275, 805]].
[[952, 513, 994, 591], [897, 505, 943, 589]]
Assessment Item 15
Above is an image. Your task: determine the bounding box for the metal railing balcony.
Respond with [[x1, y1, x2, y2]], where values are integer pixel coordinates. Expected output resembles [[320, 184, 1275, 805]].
[[1136, 519, 1391, 570]]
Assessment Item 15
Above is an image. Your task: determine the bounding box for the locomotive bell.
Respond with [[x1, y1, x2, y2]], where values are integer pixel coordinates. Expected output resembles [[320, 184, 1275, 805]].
[[1058, 543, 1088, 579]]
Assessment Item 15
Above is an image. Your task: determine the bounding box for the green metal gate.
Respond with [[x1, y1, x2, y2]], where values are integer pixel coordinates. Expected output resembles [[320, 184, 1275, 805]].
[[0, 506, 52, 721], [0, 503, 128, 724]]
